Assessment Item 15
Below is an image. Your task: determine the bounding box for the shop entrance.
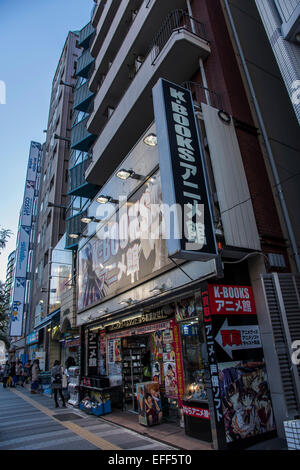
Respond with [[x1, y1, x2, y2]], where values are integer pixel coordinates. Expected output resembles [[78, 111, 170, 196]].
[[121, 335, 150, 413]]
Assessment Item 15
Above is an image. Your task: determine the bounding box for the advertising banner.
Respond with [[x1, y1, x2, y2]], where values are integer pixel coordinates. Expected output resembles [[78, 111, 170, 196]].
[[10, 141, 41, 337], [77, 170, 172, 311], [152, 78, 217, 261], [202, 284, 276, 449]]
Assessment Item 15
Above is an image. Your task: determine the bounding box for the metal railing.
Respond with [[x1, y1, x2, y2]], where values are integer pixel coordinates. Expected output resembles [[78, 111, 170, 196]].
[[182, 81, 223, 110], [149, 9, 208, 64]]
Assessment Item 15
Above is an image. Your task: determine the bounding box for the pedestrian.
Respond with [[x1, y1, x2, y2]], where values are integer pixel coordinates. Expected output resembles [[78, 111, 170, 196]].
[[51, 360, 66, 408], [15, 359, 23, 386], [2, 361, 10, 388], [22, 359, 31, 386], [30, 359, 40, 394], [10, 362, 16, 387]]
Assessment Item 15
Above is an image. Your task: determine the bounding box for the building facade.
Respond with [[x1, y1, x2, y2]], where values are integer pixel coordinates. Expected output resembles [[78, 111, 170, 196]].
[[255, 0, 300, 124], [27, 31, 80, 370], [61, 0, 300, 450]]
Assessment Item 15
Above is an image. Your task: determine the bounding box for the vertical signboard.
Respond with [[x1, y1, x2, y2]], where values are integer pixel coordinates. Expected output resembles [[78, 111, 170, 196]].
[[10, 141, 41, 337], [202, 284, 276, 449], [152, 78, 217, 261]]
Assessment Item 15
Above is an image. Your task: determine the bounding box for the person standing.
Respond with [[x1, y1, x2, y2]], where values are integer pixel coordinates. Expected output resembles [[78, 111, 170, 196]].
[[2, 361, 10, 388], [31, 359, 40, 394], [10, 362, 16, 387], [51, 360, 66, 408], [15, 359, 23, 386], [23, 359, 32, 385]]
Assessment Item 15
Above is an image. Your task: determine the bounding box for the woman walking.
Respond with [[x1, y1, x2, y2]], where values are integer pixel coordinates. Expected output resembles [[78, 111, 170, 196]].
[[2, 361, 10, 388], [51, 360, 66, 408], [30, 359, 40, 394]]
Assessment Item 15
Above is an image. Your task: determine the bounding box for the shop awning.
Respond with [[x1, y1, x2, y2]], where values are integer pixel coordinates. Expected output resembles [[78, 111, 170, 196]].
[[34, 309, 60, 331]]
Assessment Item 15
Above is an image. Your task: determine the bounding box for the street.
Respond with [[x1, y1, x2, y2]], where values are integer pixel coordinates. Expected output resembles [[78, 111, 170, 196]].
[[0, 386, 176, 451]]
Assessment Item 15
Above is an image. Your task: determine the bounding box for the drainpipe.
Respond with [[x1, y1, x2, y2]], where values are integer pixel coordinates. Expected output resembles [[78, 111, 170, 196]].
[[223, 0, 300, 272], [186, 0, 211, 105]]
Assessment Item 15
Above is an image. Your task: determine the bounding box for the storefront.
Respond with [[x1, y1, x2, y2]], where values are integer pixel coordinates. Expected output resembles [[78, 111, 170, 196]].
[[79, 282, 277, 448]]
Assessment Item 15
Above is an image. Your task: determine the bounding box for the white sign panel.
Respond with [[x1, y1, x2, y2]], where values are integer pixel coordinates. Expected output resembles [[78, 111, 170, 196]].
[[10, 141, 41, 337]]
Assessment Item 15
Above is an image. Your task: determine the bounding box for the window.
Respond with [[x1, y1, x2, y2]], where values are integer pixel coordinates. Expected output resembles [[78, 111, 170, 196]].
[[44, 250, 49, 267], [47, 211, 51, 227]]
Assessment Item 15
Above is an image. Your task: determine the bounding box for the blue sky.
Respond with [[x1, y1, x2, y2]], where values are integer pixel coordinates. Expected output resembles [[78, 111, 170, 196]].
[[0, 0, 93, 281]]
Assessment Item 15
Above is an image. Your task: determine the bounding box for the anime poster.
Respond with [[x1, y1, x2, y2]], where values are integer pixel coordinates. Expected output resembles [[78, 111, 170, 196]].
[[77, 170, 171, 311], [164, 361, 178, 397], [219, 361, 276, 443], [175, 297, 198, 321], [114, 339, 122, 362], [137, 382, 163, 426], [152, 361, 161, 383], [151, 330, 163, 360]]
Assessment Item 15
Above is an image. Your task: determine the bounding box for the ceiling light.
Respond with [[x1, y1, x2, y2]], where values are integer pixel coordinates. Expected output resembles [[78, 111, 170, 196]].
[[143, 133, 157, 146]]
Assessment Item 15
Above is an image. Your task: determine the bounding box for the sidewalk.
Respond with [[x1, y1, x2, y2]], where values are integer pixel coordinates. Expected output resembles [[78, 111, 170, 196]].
[[9, 384, 288, 451]]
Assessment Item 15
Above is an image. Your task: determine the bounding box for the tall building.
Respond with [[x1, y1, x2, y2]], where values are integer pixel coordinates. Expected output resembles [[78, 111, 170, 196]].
[[27, 31, 80, 370], [8, 141, 42, 364], [255, 0, 300, 124], [62, 0, 300, 449]]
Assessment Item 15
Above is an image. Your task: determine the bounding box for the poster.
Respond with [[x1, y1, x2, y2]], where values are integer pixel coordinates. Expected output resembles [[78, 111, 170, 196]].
[[163, 361, 177, 397], [202, 284, 276, 449], [151, 330, 163, 360], [137, 382, 163, 426], [219, 361, 275, 442], [77, 170, 171, 311]]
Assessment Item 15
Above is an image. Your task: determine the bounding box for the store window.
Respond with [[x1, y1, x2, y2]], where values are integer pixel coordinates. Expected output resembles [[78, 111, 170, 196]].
[[176, 297, 208, 403]]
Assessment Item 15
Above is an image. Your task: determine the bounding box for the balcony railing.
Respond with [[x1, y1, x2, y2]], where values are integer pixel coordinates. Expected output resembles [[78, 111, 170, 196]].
[[182, 81, 223, 110], [73, 81, 95, 112], [71, 117, 96, 151], [149, 10, 208, 64], [65, 212, 87, 250], [78, 22, 95, 49], [77, 49, 95, 78], [68, 157, 99, 198]]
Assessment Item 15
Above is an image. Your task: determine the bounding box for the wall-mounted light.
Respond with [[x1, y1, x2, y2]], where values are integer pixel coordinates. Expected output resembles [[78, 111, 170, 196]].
[[218, 110, 231, 124], [80, 216, 102, 224], [116, 169, 145, 181], [119, 298, 138, 306], [69, 233, 79, 239], [149, 283, 170, 294], [143, 133, 157, 146], [96, 195, 118, 204]]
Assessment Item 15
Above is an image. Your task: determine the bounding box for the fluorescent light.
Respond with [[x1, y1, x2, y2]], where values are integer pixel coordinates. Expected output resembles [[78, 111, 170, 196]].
[[143, 133, 157, 146]]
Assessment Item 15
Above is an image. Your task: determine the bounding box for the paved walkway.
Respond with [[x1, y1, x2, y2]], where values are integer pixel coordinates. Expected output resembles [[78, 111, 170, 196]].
[[0, 385, 175, 450]]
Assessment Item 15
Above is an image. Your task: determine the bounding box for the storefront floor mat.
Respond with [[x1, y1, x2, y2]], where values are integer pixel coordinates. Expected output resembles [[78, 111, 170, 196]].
[[52, 413, 84, 422]]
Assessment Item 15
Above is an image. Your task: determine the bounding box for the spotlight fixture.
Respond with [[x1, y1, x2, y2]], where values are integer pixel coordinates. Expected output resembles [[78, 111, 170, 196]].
[[116, 169, 145, 181], [96, 195, 118, 204], [98, 308, 109, 314], [143, 133, 157, 147], [80, 216, 102, 224], [119, 298, 138, 306], [69, 233, 79, 239], [295, 32, 300, 43], [149, 283, 170, 293]]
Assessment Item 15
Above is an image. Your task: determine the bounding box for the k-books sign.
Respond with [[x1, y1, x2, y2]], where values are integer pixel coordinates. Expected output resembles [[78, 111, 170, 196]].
[[152, 78, 217, 261], [10, 141, 41, 337]]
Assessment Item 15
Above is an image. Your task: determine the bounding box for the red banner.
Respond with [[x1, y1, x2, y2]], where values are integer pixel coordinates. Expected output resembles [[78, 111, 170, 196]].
[[208, 284, 256, 315], [183, 405, 210, 420]]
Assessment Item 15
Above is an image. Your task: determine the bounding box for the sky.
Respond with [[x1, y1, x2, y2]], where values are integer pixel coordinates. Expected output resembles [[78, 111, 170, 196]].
[[0, 0, 93, 282]]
